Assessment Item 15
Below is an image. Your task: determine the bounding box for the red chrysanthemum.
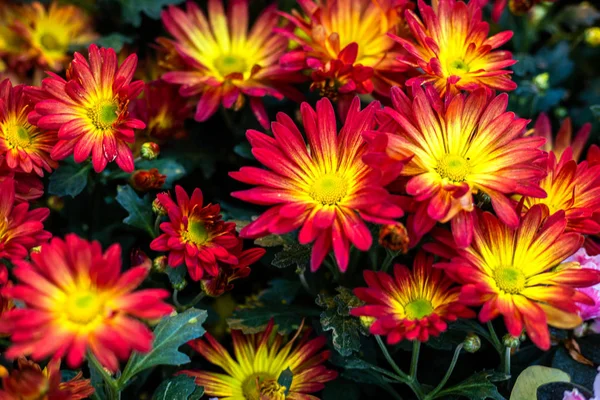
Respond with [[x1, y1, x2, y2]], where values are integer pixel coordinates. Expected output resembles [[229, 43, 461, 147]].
[[230, 97, 404, 272], [0, 234, 173, 371], [28, 44, 145, 173], [532, 112, 591, 162], [150, 185, 239, 281], [351, 252, 474, 343], [0, 163, 44, 204]]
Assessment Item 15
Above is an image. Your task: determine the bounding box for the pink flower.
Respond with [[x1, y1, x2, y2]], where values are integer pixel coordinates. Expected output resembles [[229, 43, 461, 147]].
[[570, 248, 600, 321]]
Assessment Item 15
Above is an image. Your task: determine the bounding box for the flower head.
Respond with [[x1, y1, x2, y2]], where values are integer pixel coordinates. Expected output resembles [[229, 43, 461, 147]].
[[28, 44, 145, 173], [131, 168, 166, 192], [0, 163, 44, 204], [351, 252, 474, 343], [533, 113, 591, 161], [0, 357, 94, 400], [159, 0, 304, 129], [150, 186, 239, 281], [0, 79, 56, 176], [180, 320, 337, 399], [567, 248, 600, 321], [0, 3, 29, 72], [427, 205, 600, 350], [0, 234, 173, 371], [365, 86, 546, 247], [279, 0, 413, 116], [0, 178, 50, 262], [393, 0, 517, 95], [230, 97, 404, 272]]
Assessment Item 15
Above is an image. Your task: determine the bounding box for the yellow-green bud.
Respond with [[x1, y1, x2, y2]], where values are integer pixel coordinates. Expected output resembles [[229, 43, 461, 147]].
[[463, 333, 481, 353], [140, 142, 160, 160], [152, 256, 167, 273], [47, 195, 64, 212], [503, 334, 521, 349], [585, 27, 600, 47], [152, 196, 167, 216], [533, 72, 550, 91]]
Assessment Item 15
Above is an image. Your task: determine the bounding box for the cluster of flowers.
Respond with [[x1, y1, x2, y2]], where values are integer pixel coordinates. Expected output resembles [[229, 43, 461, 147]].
[[0, 0, 599, 398]]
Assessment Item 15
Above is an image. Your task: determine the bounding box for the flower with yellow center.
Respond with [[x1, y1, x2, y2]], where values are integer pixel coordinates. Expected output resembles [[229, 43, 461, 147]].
[[0, 234, 173, 371], [352, 252, 474, 343], [0, 3, 28, 70], [532, 112, 591, 162], [428, 205, 600, 350], [230, 97, 404, 272], [180, 320, 337, 399]]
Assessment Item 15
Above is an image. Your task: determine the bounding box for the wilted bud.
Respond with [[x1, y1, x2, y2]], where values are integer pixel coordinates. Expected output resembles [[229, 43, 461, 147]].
[[585, 27, 600, 47], [152, 256, 168, 273], [533, 72, 550, 91], [152, 196, 167, 215], [131, 168, 166, 192], [463, 333, 481, 353], [131, 249, 151, 270], [508, 0, 534, 15], [46, 195, 64, 212], [359, 315, 376, 331], [140, 142, 160, 160], [378, 223, 410, 253], [503, 334, 521, 349]]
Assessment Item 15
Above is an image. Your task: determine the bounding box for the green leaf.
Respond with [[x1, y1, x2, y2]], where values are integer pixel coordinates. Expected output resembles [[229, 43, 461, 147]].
[[271, 243, 311, 269], [322, 379, 361, 400], [510, 366, 570, 400], [258, 279, 301, 305], [591, 105, 600, 121], [48, 162, 91, 198], [277, 368, 293, 396], [166, 265, 187, 288], [136, 159, 187, 189], [227, 304, 311, 334], [152, 375, 203, 400], [88, 361, 107, 400], [434, 371, 505, 400], [119, 309, 207, 388], [119, 0, 185, 27], [316, 287, 367, 357], [116, 185, 155, 236], [96, 33, 134, 52]]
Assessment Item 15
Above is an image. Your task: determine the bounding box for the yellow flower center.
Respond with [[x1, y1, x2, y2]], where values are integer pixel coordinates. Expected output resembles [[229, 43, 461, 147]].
[[3, 123, 31, 148], [213, 54, 248, 78], [404, 299, 434, 320], [309, 174, 348, 206], [39, 32, 63, 52], [88, 101, 119, 131], [436, 154, 471, 183], [65, 291, 104, 325], [494, 266, 526, 294], [242, 373, 279, 400], [184, 220, 209, 245], [448, 58, 471, 75], [258, 380, 287, 400]]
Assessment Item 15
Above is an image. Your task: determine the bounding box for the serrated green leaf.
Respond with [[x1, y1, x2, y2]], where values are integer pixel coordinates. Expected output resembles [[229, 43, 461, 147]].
[[510, 366, 570, 400], [116, 185, 154, 236], [48, 162, 91, 198], [166, 265, 187, 287], [434, 371, 505, 400], [136, 159, 186, 189], [119, 309, 207, 388], [96, 33, 134, 52], [227, 304, 310, 334], [152, 375, 204, 400], [271, 243, 311, 269], [258, 279, 301, 305], [119, 0, 185, 27]]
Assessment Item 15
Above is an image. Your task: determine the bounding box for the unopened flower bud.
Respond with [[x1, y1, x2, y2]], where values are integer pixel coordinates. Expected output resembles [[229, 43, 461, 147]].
[[173, 280, 187, 291], [359, 315, 376, 331], [140, 142, 160, 160], [152, 256, 168, 273], [131, 169, 166, 192], [152, 196, 167, 215], [508, 0, 535, 16], [533, 72, 550, 91], [585, 27, 600, 47], [463, 333, 481, 353], [378, 223, 410, 253], [46, 195, 64, 212], [503, 334, 521, 349]]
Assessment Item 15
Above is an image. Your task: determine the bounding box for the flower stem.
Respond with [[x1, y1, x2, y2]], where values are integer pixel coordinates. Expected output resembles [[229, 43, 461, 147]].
[[504, 347, 511, 376], [380, 249, 397, 273], [174, 290, 206, 312], [88, 352, 120, 400], [410, 340, 420, 380], [426, 343, 464, 399], [375, 335, 424, 399], [487, 321, 503, 354], [153, 215, 162, 237]]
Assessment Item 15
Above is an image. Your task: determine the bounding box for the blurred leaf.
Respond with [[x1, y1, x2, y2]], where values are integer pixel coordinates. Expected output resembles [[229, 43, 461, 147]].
[[227, 304, 310, 334], [552, 347, 597, 389], [258, 279, 301, 305], [152, 375, 203, 400], [434, 371, 505, 400], [96, 33, 134, 52], [558, 3, 600, 29], [272, 243, 311, 269], [136, 159, 186, 189], [233, 142, 254, 160], [88, 362, 107, 400], [322, 379, 361, 400], [537, 382, 593, 400], [510, 366, 570, 400], [116, 185, 155, 236], [48, 161, 91, 198], [591, 105, 600, 121], [119, 0, 185, 27], [166, 265, 187, 288], [120, 309, 207, 387]]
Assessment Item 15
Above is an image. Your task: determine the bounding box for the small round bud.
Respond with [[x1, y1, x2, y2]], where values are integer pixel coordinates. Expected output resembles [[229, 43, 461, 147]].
[[173, 280, 187, 291], [503, 334, 521, 349], [359, 315, 376, 331], [47, 195, 64, 212], [378, 223, 410, 253], [463, 333, 481, 353], [533, 72, 550, 91], [152, 256, 168, 273], [152, 196, 167, 216], [30, 246, 42, 255], [140, 142, 160, 160], [131, 169, 166, 192], [585, 27, 600, 47]]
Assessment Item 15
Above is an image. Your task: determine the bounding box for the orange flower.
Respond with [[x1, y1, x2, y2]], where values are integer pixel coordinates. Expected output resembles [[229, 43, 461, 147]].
[[532, 113, 591, 161], [131, 168, 166, 192]]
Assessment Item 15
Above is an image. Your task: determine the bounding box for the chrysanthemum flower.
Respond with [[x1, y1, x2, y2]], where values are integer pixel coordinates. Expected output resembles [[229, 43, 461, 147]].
[[180, 320, 337, 399], [364, 86, 546, 247], [0, 163, 43, 204], [0, 357, 94, 400], [27, 44, 145, 173], [159, 0, 304, 129], [427, 205, 600, 350], [130, 168, 166, 192], [351, 252, 474, 343], [0, 3, 29, 72], [520, 148, 600, 235], [392, 0, 517, 95], [13, 1, 97, 71], [0, 178, 50, 262], [230, 97, 404, 272], [566, 248, 600, 322], [279, 0, 413, 116], [0, 79, 56, 176], [0, 234, 173, 371], [150, 185, 239, 281], [532, 113, 591, 161]]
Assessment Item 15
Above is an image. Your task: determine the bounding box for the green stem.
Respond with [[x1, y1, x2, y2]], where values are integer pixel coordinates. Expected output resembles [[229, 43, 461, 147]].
[[88, 352, 120, 400], [153, 215, 162, 237], [174, 290, 206, 312], [504, 347, 511, 376], [380, 249, 397, 273], [172, 289, 183, 309], [375, 336, 424, 399], [487, 321, 503, 354], [410, 340, 421, 380], [426, 343, 464, 399]]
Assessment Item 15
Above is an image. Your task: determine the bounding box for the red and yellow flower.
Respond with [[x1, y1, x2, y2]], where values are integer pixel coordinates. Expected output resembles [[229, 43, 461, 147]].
[[28, 44, 145, 173], [279, 0, 413, 117], [532, 113, 591, 162], [0, 163, 44, 204], [0, 357, 94, 400], [180, 320, 337, 399], [351, 252, 474, 343], [0, 234, 173, 371], [392, 0, 517, 95], [428, 205, 600, 350], [150, 186, 239, 281], [230, 97, 404, 272], [364, 86, 546, 247], [0, 178, 50, 262], [0, 3, 29, 73], [159, 0, 304, 129], [0, 79, 56, 176]]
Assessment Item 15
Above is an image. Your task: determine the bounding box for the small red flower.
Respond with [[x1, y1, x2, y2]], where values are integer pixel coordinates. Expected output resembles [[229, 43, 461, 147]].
[[150, 185, 239, 281], [131, 168, 166, 192]]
